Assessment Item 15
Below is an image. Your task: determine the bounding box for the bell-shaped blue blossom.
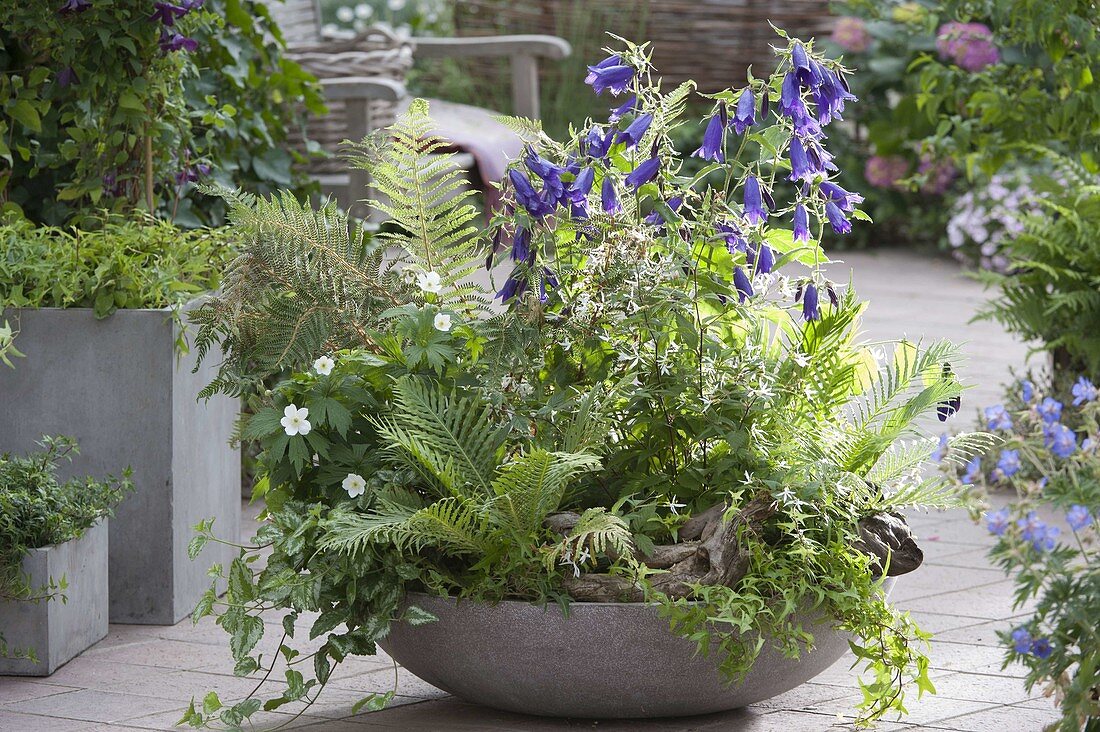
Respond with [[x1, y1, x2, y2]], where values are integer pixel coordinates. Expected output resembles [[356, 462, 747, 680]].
[[644, 196, 683, 226], [692, 107, 726, 162], [996, 449, 1021, 478], [717, 221, 747, 253], [787, 137, 815, 182], [778, 72, 807, 122], [1037, 397, 1063, 424], [1011, 628, 1032, 654], [801, 283, 820, 321], [1072, 376, 1097, 406], [791, 42, 822, 88], [625, 156, 660, 189], [931, 433, 950, 462], [733, 266, 754, 303], [793, 203, 811, 243], [1044, 422, 1077, 458], [601, 177, 620, 214], [617, 112, 654, 149], [812, 67, 857, 125], [731, 88, 756, 134], [569, 166, 595, 214], [1067, 505, 1094, 531], [496, 268, 528, 302], [509, 169, 551, 219], [984, 404, 1013, 431], [749, 244, 775, 274], [743, 175, 768, 225], [609, 95, 637, 123], [961, 456, 982, 484], [985, 507, 1011, 536], [818, 181, 864, 212], [537, 266, 559, 303], [585, 54, 634, 96], [825, 201, 851, 234], [583, 126, 614, 160], [511, 227, 532, 264]]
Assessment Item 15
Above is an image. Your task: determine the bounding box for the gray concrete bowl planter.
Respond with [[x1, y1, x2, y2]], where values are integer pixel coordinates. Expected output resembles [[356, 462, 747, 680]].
[[0, 519, 109, 676], [0, 301, 240, 624], [381, 583, 893, 718]]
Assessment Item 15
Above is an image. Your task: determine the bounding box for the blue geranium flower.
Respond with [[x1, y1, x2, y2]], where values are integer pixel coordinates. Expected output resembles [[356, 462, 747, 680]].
[[1072, 377, 1097, 406], [692, 108, 726, 162], [1018, 512, 1059, 551], [985, 507, 1011, 536], [1011, 628, 1032, 654], [585, 55, 634, 95], [996, 449, 1021, 478], [1066, 505, 1094, 531], [743, 176, 768, 225], [1020, 379, 1035, 403], [1044, 423, 1077, 458], [1030, 637, 1054, 660], [961, 456, 982, 484], [793, 204, 811, 244], [625, 157, 660, 189], [984, 404, 1013, 431], [731, 88, 756, 134], [733, 267, 754, 303], [1037, 397, 1063, 424]]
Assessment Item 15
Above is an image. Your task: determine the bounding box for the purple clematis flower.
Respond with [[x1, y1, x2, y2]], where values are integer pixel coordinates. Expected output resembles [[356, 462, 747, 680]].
[[59, 0, 91, 13], [733, 266, 754, 302], [824, 201, 851, 234], [160, 32, 198, 52], [601, 177, 620, 214], [151, 1, 189, 25], [625, 157, 660, 189], [731, 88, 756, 134], [617, 112, 654, 149], [1030, 638, 1054, 660], [585, 55, 634, 96], [801, 283, 820, 321], [793, 204, 811, 243], [743, 175, 768, 225], [692, 107, 726, 162], [57, 67, 79, 87], [609, 95, 637, 123]]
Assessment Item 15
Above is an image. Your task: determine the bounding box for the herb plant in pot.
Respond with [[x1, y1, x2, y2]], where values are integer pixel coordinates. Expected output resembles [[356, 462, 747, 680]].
[[184, 32, 991, 728], [0, 436, 131, 675]]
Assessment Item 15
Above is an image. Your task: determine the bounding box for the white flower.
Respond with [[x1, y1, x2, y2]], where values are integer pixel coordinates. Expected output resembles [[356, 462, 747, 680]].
[[665, 495, 687, 515], [417, 270, 442, 294], [387, 0, 406, 10], [336, 5, 355, 22], [354, 2, 373, 18], [342, 473, 367, 498], [433, 312, 452, 332], [280, 404, 312, 436], [313, 355, 335, 376]]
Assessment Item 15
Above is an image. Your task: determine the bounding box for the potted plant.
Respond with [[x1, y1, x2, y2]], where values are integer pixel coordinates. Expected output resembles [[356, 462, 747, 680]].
[[182, 33, 992, 728], [0, 436, 130, 675], [0, 214, 242, 624]]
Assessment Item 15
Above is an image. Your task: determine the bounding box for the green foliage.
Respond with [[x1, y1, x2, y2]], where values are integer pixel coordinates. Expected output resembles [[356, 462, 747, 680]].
[[941, 376, 1100, 731], [0, 436, 131, 659], [0, 0, 322, 227]]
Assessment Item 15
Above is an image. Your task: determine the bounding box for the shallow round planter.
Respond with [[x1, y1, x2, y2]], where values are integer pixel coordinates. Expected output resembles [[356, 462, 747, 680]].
[[381, 582, 894, 718]]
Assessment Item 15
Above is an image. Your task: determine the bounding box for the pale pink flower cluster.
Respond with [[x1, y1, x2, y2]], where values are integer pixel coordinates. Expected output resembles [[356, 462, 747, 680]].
[[864, 155, 909, 190], [831, 17, 872, 53], [936, 22, 1000, 71]]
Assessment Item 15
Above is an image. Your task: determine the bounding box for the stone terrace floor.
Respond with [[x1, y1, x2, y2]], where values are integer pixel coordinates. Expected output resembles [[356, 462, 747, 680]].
[[0, 250, 1059, 731]]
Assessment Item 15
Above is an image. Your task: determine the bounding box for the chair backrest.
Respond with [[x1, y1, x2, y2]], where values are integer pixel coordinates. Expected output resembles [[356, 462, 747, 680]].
[[264, 0, 323, 48]]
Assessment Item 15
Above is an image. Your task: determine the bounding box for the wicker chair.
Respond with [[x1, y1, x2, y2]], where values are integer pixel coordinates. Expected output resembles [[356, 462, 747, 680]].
[[266, 0, 572, 218]]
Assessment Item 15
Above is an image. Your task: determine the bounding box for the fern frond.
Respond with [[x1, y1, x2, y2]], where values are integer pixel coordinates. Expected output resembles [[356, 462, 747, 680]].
[[543, 507, 635, 571], [320, 496, 490, 557], [489, 450, 602, 535]]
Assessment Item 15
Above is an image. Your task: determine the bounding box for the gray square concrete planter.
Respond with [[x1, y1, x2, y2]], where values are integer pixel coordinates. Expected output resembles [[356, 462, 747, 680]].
[[0, 302, 240, 624], [0, 519, 109, 676]]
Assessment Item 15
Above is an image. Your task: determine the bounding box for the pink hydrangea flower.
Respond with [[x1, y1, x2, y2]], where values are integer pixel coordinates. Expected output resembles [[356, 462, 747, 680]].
[[831, 17, 871, 53], [864, 155, 909, 190], [936, 22, 1000, 71]]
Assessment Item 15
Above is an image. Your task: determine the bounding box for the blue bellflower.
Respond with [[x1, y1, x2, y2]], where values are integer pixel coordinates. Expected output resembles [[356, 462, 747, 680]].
[[788, 137, 815, 182], [601, 177, 620, 214], [801, 283, 820, 321], [585, 55, 634, 96], [733, 267, 754, 302], [749, 244, 775, 274], [693, 107, 726, 162], [717, 222, 747, 253], [778, 72, 807, 122], [617, 112, 653, 148], [819, 181, 864, 212], [609, 95, 637, 123], [583, 126, 613, 160], [793, 204, 811, 243], [511, 227, 532, 264], [509, 169, 551, 219], [824, 201, 851, 234], [626, 157, 660, 189], [731, 88, 756, 134], [743, 175, 768, 225]]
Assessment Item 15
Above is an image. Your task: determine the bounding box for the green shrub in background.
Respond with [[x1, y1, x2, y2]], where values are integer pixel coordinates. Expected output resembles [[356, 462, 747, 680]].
[[0, 436, 132, 659], [0, 0, 324, 227]]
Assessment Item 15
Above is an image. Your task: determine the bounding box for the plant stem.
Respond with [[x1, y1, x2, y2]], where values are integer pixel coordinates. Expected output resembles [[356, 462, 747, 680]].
[[144, 128, 154, 213]]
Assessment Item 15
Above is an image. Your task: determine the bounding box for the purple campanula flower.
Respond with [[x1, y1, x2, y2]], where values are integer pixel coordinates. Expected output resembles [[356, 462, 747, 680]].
[[509, 169, 552, 219], [1037, 397, 1063, 424], [717, 221, 747, 253], [644, 196, 682, 226], [791, 42, 816, 87], [625, 157, 660, 189], [570, 166, 595, 204], [1011, 628, 1032, 654], [818, 181, 864, 212], [537, 266, 559, 303], [584, 54, 634, 96], [160, 31, 199, 53], [793, 204, 810, 244], [801, 283, 820, 321], [749, 244, 775, 274], [1020, 379, 1035, 403], [1044, 423, 1077, 458], [617, 112, 653, 149], [1029, 638, 1053, 660], [961, 456, 981, 484], [778, 72, 806, 122], [1066, 505, 1094, 531], [743, 175, 767, 225], [693, 108, 726, 162], [996, 449, 1021, 478], [57, 67, 79, 87], [511, 227, 532, 264], [583, 126, 613, 160], [59, 0, 91, 13], [812, 67, 856, 125], [496, 268, 528, 302], [985, 507, 1011, 536], [824, 201, 851, 234], [609, 95, 637, 123], [984, 404, 1013, 431], [1072, 376, 1097, 406], [787, 137, 815, 182], [733, 267, 753, 302], [151, 1, 188, 25], [601, 177, 620, 214], [731, 88, 756, 134]]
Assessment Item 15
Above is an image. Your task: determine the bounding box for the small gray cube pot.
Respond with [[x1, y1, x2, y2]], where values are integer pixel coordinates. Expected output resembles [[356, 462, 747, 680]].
[[0, 302, 239, 624], [382, 584, 893, 718], [0, 519, 109, 676]]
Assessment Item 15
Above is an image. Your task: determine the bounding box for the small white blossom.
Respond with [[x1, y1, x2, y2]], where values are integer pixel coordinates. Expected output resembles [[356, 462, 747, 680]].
[[354, 2, 373, 18], [280, 404, 311, 436], [666, 495, 687, 515], [336, 6, 354, 22], [433, 312, 452, 332], [342, 473, 367, 498], [417, 271, 442, 294], [387, 0, 406, 9], [313, 355, 335, 375]]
